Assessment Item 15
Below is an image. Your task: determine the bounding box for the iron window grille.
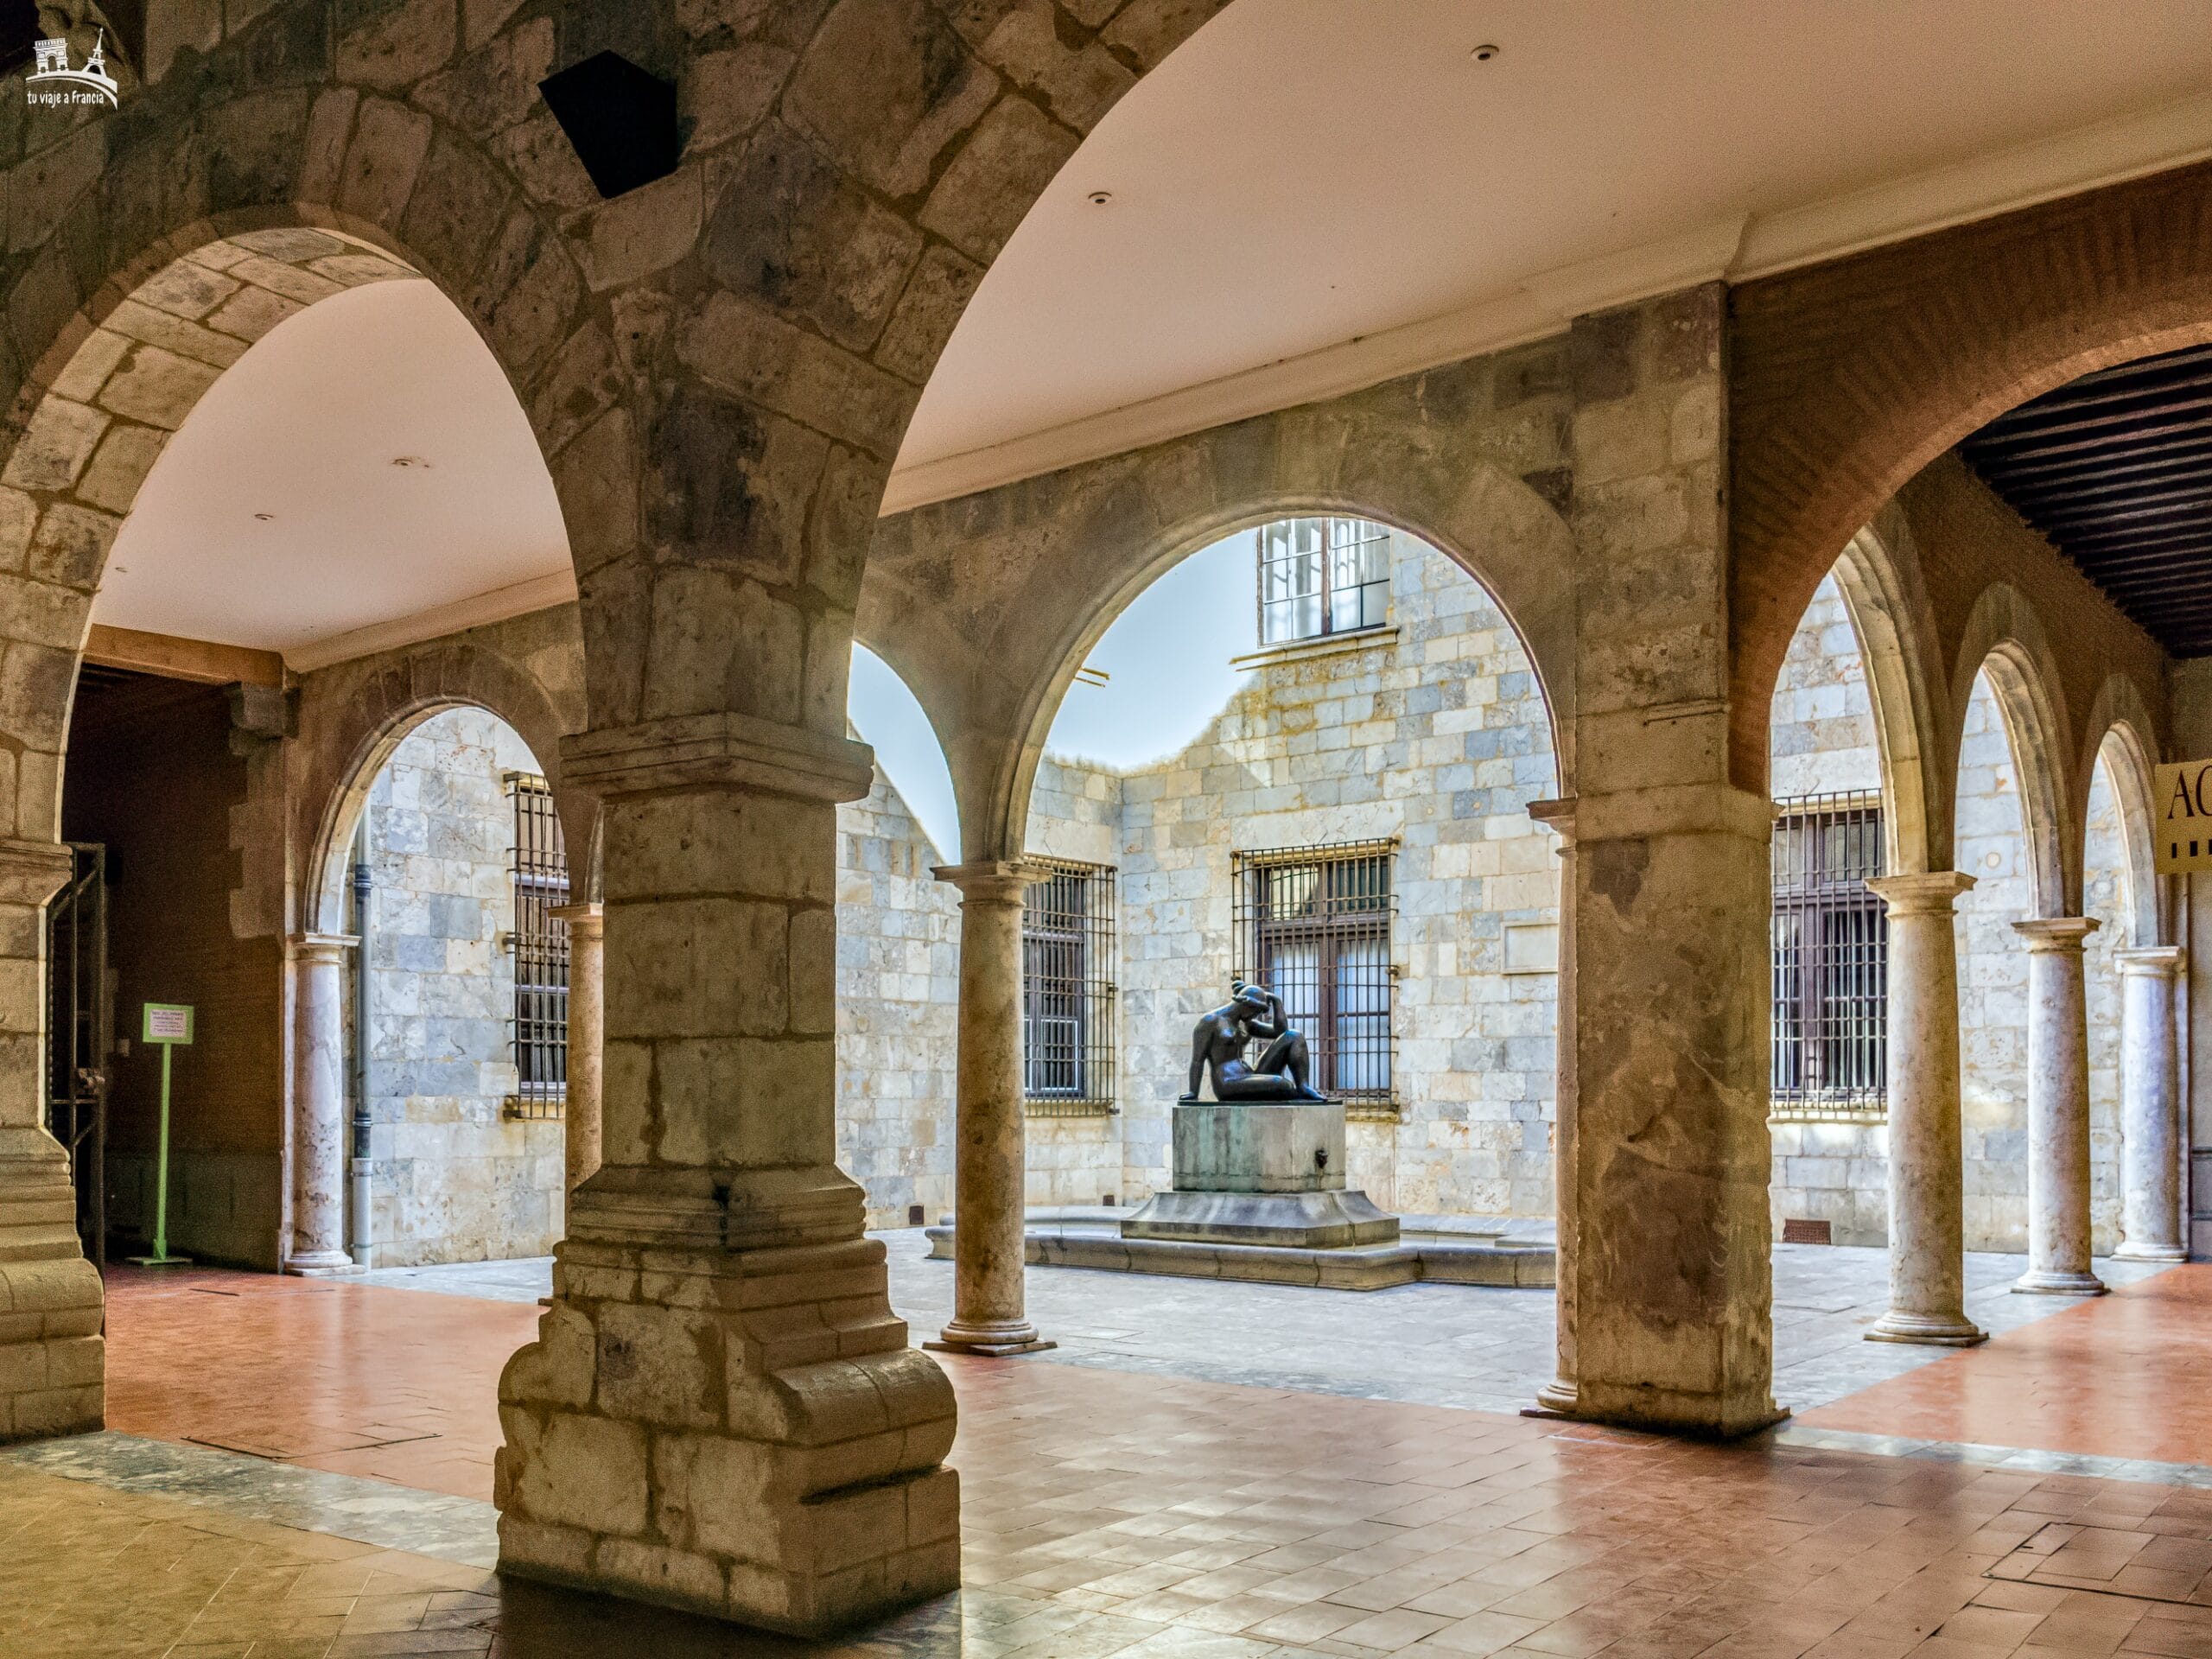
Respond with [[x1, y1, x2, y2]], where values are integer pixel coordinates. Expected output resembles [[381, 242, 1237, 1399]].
[[507, 772, 569, 1117], [1021, 859, 1116, 1114], [1771, 791, 1886, 1116], [1230, 839, 1395, 1107], [1256, 517, 1390, 646]]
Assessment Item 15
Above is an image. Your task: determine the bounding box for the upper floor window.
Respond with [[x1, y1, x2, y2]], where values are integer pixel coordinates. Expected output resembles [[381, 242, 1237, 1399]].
[[1771, 791, 1885, 1112], [1232, 839, 1395, 1103], [507, 773, 569, 1111], [1256, 517, 1389, 646], [1022, 860, 1116, 1110]]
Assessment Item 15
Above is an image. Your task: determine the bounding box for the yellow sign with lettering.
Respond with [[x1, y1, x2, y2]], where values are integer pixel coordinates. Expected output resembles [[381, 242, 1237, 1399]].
[[2155, 760, 2212, 874]]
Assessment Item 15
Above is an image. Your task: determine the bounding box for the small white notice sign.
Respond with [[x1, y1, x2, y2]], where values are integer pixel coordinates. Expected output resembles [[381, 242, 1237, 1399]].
[[2154, 760, 2212, 875], [142, 1003, 194, 1045]]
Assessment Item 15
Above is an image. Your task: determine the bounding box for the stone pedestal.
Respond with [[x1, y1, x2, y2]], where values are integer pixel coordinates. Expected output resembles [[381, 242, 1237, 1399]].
[[1124, 1101, 1399, 1248], [496, 717, 959, 1638]]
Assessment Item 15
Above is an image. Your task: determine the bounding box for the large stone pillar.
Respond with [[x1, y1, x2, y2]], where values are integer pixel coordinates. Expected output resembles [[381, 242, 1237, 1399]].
[[2115, 946, 2187, 1262], [287, 934, 355, 1274], [926, 861, 1052, 1358], [496, 715, 957, 1638], [2012, 918, 2106, 1294], [0, 840, 102, 1440], [1864, 874, 1985, 1344], [550, 902, 603, 1194]]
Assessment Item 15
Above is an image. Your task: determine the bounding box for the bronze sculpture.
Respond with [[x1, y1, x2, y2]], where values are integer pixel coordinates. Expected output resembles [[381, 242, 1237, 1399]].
[[1179, 977, 1330, 1103]]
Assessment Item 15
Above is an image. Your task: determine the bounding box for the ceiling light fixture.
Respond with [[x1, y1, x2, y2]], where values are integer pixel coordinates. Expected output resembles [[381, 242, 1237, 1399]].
[[1471, 42, 1500, 61], [391, 455, 431, 468], [1087, 190, 1113, 206], [253, 512, 275, 521]]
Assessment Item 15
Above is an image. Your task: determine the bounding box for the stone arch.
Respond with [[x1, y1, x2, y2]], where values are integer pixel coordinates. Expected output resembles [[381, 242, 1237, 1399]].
[[1828, 510, 1948, 875], [296, 638, 589, 938], [1951, 584, 2075, 918], [1729, 159, 2212, 792], [2081, 683, 2164, 950]]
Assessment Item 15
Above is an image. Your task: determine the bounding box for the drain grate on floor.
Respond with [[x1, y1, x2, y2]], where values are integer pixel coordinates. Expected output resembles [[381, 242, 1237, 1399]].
[[1988, 1520, 2212, 1605]]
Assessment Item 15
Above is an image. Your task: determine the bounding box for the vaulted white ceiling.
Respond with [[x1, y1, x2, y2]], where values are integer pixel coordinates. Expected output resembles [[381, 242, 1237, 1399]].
[[888, 0, 2212, 507]]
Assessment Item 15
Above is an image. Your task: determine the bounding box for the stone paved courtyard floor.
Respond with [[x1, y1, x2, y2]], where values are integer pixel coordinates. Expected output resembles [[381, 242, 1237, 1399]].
[[4, 1246, 2207, 1656]]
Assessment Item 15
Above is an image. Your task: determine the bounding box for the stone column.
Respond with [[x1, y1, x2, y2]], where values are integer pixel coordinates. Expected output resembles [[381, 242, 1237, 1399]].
[[926, 861, 1052, 1357], [1864, 874, 1985, 1344], [496, 715, 957, 1638], [2012, 918, 2106, 1294], [0, 839, 103, 1440], [550, 902, 603, 1194], [288, 934, 356, 1273], [1526, 798, 1579, 1414], [2115, 946, 2187, 1262]]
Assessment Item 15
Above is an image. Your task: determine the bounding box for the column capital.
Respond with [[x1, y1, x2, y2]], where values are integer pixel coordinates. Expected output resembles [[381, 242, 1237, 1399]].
[[1866, 871, 1975, 916], [1558, 784, 1771, 845], [0, 838, 73, 907], [2117, 944, 2187, 978], [289, 932, 358, 964], [2013, 916, 2099, 953], [932, 859, 1038, 906], [561, 712, 874, 804], [550, 900, 604, 938], [1527, 797, 1577, 841]]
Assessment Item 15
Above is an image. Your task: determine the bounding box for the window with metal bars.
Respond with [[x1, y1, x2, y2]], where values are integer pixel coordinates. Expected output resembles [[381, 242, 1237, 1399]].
[[508, 773, 569, 1113], [1021, 860, 1116, 1112], [1256, 517, 1390, 645], [1231, 840, 1395, 1103], [1771, 791, 1886, 1113]]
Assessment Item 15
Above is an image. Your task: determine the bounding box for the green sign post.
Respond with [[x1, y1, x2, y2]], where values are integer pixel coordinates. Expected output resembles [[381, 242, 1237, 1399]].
[[130, 1002, 194, 1267]]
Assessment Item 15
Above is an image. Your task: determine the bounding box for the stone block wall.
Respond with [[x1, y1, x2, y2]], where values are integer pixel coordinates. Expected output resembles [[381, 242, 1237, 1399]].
[[363, 707, 562, 1267]]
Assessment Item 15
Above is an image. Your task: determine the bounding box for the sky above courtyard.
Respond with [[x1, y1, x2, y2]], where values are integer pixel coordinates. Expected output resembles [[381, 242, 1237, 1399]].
[[847, 532, 1262, 858]]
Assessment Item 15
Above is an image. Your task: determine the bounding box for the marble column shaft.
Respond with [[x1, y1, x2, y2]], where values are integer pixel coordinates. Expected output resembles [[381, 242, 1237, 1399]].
[[1864, 873, 1984, 1344], [2012, 917, 2105, 1294], [0, 838, 103, 1439], [2115, 946, 2187, 1262], [927, 861, 1051, 1357], [288, 934, 355, 1273], [549, 902, 603, 1195], [1527, 798, 1579, 1414]]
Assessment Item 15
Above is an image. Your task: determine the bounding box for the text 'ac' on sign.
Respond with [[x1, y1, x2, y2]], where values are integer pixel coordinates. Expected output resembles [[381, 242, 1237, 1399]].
[[2156, 760, 2212, 874]]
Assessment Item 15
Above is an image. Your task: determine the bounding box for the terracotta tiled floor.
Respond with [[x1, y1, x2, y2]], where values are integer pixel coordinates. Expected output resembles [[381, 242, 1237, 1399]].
[[37, 1260, 2212, 1657], [1801, 1267, 2212, 1466], [105, 1265, 539, 1501]]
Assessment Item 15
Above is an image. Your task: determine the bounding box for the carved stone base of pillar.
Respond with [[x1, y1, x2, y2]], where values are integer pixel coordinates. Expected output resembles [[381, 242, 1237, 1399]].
[[1865, 1311, 1987, 1346], [2112, 1243, 2189, 1262], [2012, 1268, 2107, 1295], [0, 1132, 104, 1441], [495, 1166, 959, 1638], [1536, 1382, 1788, 1440], [925, 1318, 1056, 1358], [283, 1252, 359, 1276]]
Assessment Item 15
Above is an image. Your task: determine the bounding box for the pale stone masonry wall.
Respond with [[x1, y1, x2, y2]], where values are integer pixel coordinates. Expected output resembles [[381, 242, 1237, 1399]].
[[363, 708, 562, 1267]]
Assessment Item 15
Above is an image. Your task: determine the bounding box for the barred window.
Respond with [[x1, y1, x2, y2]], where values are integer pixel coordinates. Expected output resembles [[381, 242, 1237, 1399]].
[[1021, 860, 1115, 1109], [1256, 517, 1389, 645], [508, 774, 569, 1111], [1772, 791, 1885, 1111], [1231, 840, 1395, 1102]]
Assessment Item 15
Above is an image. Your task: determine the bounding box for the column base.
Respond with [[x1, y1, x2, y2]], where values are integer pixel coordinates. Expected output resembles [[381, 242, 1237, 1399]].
[[2012, 1269, 2107, 1295], [496, 1166, 960, 1639], [1526, 1377, 1578, 1416], [1543, 1381, 1788, 1440], [0, 1134, 105, 1442], [283, 1251, 360, 1276], [925, 1317, 1054, 1358], [1866, 1310, 1987, 1346], [2112, 1243, 2188, 1262]]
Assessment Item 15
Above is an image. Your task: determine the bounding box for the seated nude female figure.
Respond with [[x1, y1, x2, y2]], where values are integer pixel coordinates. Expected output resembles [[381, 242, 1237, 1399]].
[[1179, 978, 1330, 1103]]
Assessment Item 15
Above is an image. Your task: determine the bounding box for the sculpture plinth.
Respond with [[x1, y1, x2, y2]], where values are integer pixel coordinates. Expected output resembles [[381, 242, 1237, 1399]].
[[1124, 1101, 1399, 1249]]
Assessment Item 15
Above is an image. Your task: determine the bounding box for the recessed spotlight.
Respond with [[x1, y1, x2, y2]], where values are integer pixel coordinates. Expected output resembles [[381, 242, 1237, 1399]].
[[1471, 42, 1501, 61], [253, 512, 275, 521], [112, 564, 128, 575], [391, 455, 431, 468], [1087, 189, 1113, 206]]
